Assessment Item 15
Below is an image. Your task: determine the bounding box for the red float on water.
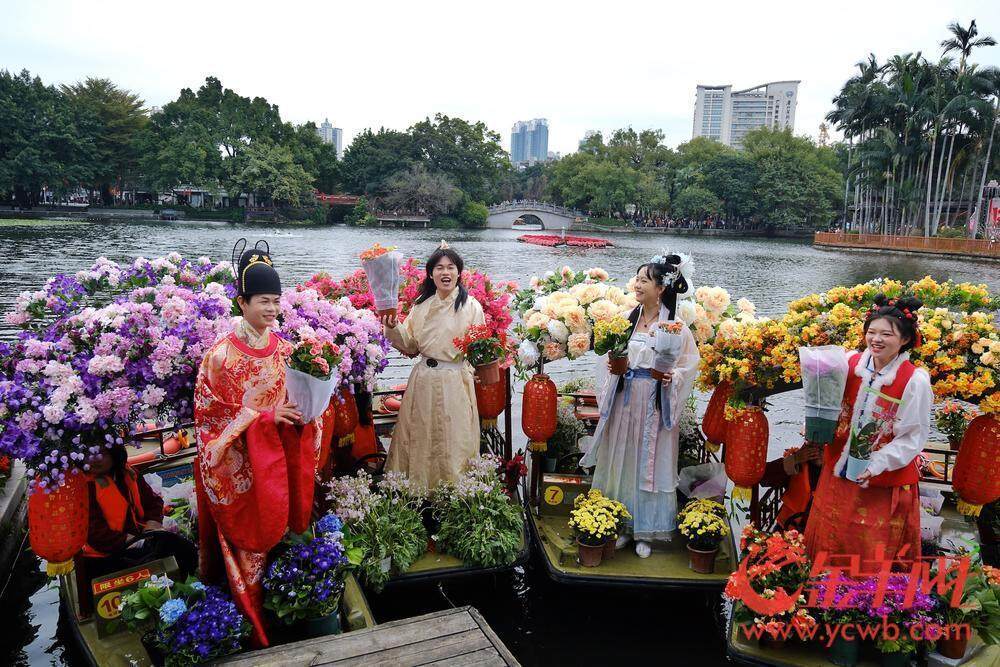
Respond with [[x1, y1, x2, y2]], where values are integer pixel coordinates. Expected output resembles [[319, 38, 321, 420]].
[[517, 234, 613, 248]]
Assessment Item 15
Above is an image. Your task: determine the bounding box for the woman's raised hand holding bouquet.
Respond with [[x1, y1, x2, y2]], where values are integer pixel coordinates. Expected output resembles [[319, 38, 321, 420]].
[[453, 324, 513, 386], [594, 316, 631, 376], [285, 337, 343, 423], [360, 243, 403, 326]]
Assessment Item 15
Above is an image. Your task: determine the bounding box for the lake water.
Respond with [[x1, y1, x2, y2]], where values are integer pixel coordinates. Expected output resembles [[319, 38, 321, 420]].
[[0, 219, 996, 666]]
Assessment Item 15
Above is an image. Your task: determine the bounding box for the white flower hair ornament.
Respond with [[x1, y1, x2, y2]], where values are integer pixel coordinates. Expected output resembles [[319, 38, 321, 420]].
[[648, 251, 694, 298]]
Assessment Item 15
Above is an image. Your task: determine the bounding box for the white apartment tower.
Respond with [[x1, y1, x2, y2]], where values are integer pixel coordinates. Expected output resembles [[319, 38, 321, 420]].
[[692, 81, 799, 148], [316, 118, 344, 159]]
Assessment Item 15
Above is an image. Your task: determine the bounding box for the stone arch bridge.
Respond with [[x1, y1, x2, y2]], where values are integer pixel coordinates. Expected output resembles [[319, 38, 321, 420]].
[[487, 201, 587, 230]]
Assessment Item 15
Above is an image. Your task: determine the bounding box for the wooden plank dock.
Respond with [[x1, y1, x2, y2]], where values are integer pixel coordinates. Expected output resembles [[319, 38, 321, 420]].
[[220, 606, 519, 667]]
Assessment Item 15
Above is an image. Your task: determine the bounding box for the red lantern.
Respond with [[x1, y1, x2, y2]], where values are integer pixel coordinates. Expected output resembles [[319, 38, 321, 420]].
[[724, 406, 769, 502], [28, 470, 89, 576], [332, 387, 359, 447], [702, 382, 732, 453], [522, 373, 557, 453], [476, 377, 507, 426], [952, 414, 1000, 516]]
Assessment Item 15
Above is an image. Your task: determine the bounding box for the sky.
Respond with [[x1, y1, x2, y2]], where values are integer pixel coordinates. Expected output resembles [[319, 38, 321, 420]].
[[3, 0, 1000, 156]]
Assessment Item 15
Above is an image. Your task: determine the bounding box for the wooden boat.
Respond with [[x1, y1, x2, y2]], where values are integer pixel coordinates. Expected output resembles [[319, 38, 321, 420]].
[[725, 440, 999, 666], [524, 466, 737, 590], [365, 372, 530, 587], [60, 568, 374, 667], [59, 424, 376, 667]]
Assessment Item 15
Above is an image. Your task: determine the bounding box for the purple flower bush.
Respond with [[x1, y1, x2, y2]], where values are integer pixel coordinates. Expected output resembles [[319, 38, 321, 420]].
[[853, 573, 940, 654], [279, 289, 389, 391], [0, 254, 236, 492], [157, 586, 249, 666], [262, 521, 352, 625]]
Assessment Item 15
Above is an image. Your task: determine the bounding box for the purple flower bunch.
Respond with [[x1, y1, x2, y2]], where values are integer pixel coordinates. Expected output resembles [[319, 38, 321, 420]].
[[155, 586, 249, 666], [851, 573, 940, 636], [262, 530, 350, 625], [280, 288, 390, 391], [0, 254, 236, 492]]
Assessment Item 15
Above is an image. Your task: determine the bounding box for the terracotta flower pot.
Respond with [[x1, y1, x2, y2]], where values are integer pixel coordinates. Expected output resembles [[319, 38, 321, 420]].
[[609, 354, 629, 376], [602, 537, 617, 560], [377, 307, 397, 320], [687, 544, 719, 574], [577, 540, 605, 567], [948, 436, 962, 452], [475, 359, 501, 386], [650, 368, 667, 381], [937, 635, 969, 659]]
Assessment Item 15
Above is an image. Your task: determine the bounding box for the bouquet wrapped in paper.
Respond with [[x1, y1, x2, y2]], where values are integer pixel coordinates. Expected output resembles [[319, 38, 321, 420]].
[[652, 320, 685, 379], [360, 243, 403, 318], [798, 346, 849, 445], [285, 338, 342, 423]]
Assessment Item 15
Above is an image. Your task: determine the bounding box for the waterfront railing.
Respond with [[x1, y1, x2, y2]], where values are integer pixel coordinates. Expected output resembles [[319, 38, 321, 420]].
[[814, 231, 999, 259]]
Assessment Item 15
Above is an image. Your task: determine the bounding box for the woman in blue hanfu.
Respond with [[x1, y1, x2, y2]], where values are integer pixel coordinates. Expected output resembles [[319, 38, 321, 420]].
[[581, 253, 700, 558]]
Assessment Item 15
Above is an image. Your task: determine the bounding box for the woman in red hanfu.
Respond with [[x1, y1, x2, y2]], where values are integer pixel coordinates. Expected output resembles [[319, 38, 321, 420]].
[[805, 294, 932, 569], [194, 240, 318, 647]]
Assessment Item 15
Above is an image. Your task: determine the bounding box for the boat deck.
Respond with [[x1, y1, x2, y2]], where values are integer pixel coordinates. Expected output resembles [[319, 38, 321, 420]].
[[387, 520, 529, 586], [529, 510, 734, 588], [219, 606, 519, 667]]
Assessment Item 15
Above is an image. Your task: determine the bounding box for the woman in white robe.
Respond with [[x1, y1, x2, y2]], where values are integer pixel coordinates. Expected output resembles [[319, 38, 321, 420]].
[[382, 245, 484, 489], [581, 254, 699, 558]]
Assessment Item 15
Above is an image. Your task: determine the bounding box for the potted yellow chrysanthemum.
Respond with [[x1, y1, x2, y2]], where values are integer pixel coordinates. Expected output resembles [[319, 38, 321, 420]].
[[569, 489, 631, 566], [678, 498, 729, 573]]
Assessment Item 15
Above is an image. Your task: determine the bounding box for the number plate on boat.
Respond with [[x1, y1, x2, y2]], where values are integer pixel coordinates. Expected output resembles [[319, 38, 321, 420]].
[[538, 473, 592, 516]]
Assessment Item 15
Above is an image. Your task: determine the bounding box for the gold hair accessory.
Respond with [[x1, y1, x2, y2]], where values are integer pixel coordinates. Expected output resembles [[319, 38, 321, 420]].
[[439, 240, 450, 250]]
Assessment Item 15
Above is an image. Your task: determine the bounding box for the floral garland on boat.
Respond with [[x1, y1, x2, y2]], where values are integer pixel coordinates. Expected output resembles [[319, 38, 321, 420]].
[[698, 277, 1000, 413]]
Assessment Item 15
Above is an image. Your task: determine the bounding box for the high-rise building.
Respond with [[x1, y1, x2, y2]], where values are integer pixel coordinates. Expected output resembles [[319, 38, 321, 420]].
[[316, 118, 344, 159], [511, 118, 549, 165], [692, 81, 799, 148]]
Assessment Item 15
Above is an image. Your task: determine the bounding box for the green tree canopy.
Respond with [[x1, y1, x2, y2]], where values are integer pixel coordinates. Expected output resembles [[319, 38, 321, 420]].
[[60, 77, 147, 204], [0, 69, 97, 206], [673, 185, 722, 220]]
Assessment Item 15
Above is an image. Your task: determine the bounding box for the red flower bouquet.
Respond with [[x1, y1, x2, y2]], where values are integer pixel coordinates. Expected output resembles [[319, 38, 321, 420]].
[[453, 324, 514, 386]]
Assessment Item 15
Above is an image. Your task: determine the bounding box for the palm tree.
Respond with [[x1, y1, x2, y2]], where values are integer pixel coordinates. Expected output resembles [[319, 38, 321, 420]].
[[941, 20, 996, 75]]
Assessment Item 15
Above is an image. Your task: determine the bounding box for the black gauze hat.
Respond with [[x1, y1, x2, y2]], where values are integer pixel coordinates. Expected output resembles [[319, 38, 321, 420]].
[[232, 239, 281, 297]]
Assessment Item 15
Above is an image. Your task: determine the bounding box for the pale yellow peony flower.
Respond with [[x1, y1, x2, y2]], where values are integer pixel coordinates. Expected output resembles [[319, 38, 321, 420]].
[[567, 333, 591, 359], [694, 321, 714, 344], [717, 318, 739, 340], [569, 283, 603, 306], [543, 341, 566, 361], [587, 299, 619, 322], [737, 297, 756, 315], [586, 267, 610, 281], [626, 276, 637, 295], [564, 307, 591, 335], [526, 311, 551, 329]]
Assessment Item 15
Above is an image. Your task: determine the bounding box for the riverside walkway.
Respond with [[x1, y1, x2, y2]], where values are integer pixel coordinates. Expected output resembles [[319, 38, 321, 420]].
[[814, 231, 1000, 260]]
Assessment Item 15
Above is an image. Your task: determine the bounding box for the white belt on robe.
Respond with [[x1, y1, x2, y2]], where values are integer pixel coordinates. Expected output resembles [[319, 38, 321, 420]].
[[419, 355, 467, 371]]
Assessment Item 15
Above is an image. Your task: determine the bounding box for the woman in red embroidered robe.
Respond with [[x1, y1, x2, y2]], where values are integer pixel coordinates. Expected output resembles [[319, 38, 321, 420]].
[[805, 294, 932, 568], [194, 240, 311, 648]]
